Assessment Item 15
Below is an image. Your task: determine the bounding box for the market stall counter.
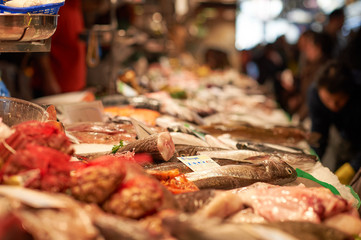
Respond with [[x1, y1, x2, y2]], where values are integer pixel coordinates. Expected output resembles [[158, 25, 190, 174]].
[[0, 65, 360, 239]]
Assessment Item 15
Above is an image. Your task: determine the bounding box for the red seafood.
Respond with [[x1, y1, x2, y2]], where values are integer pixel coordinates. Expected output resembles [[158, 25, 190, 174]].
[[70, 154, 129, 203], [0, 121, 73, 167], [1, 144, 72, 193], [147, 168, 199, 194], [103, 174, 165, 219]]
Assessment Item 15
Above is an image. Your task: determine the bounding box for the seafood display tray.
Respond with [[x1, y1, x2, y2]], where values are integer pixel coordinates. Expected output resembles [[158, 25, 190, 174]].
[[0, 96, 48, 126]]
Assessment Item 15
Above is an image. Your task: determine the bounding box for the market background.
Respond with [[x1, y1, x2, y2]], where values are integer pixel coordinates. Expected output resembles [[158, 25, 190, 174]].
[[0, 0, 360, 239]]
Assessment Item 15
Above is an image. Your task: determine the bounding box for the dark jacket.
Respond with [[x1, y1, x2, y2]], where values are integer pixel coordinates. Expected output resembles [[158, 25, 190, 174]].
[[307, 83, 361, 172]]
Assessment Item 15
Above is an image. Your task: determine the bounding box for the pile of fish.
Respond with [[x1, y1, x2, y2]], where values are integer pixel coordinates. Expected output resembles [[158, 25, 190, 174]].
[[1, 66, 360, 239]]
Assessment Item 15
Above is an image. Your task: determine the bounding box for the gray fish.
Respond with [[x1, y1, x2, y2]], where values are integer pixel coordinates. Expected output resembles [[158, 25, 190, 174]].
[[200, 124, 320, 147], [197, 149, 267, 163], [144, 158, 252, 174], [198, 150, 318, 172], [184, 158, 297, 190], [175, 145, 227, 157], [236, 141, 305, 154]]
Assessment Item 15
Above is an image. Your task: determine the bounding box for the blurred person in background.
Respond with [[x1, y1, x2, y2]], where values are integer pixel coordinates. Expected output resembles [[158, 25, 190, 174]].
[[281, 30, 333, 122], [323, 7, 346, 58], [340, 26, 361, 80], [307, 60, 361, 185], [204, 48, 231, 70], [0, 53, 32, 99], [32, 0, 86, 97], [339, 27, 361, 193]]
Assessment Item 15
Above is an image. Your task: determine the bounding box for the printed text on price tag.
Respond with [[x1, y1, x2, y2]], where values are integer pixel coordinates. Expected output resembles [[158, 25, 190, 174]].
[[177, 155, 220, 172]]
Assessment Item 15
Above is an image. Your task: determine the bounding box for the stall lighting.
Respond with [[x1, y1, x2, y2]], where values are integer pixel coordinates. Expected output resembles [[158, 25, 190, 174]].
[[316, 0, 345, 13]]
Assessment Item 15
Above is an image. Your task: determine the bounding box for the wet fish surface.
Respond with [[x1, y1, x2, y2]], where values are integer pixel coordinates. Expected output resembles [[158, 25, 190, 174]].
[[144, 158, 253, 174], [170, 132, 210, 147], [94, 214, 156, 240], [174, 189, 219, 213], [198, 149, 318, 172], [184, 159, 297, 190], [236, 141, 305, 154], [200, 124, 318, 147], [175, 145, 228, 157], [197, 149, 264, 162]]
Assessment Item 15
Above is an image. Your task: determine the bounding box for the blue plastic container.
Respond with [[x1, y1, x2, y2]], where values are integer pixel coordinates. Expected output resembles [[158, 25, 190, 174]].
[[0, 1, 64, 15]]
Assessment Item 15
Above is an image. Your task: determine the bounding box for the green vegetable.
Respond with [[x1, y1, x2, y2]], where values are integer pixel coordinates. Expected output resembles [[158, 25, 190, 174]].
[[112, 140, 124, 154]]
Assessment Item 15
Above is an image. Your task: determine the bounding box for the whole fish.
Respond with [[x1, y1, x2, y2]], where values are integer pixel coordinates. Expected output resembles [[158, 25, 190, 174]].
[[198, 150, 318, 172], [175, 145, 227, 157], [200, 124, 320, 147], [197, 149, 266, 162], [144, 158, 253, 174], [183, 158, 297, 190], [236, 141, 304, 154]]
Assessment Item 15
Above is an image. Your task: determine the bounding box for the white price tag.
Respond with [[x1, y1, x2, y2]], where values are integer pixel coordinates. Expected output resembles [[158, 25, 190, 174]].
[[62, 100, 104, 123], [177, 155, 220, 172]]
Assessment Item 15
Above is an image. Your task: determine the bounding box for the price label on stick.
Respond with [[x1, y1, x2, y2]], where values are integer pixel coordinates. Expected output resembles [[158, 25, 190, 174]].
[[177, 155, 220, 172]]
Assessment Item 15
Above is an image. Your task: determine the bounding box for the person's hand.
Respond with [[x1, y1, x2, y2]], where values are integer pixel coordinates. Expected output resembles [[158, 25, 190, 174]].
[[335, 162, 355, 185]]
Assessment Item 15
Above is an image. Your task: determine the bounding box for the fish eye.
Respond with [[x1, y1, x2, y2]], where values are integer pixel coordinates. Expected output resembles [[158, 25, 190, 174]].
[[286, 167, 293, 174], [181, 154, 186, 157]]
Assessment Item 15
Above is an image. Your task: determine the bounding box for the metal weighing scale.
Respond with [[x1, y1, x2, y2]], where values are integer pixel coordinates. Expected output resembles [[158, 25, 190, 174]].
[[0, 13, 58, 52]]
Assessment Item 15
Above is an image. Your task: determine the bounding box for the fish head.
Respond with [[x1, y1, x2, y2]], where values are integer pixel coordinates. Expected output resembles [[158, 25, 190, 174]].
[[266, 156, 297, 183]]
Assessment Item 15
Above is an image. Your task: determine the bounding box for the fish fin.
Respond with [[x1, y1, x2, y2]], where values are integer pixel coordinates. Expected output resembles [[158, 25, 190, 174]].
[[130, 117, 156, 139], [244, 155, 271, 161]]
